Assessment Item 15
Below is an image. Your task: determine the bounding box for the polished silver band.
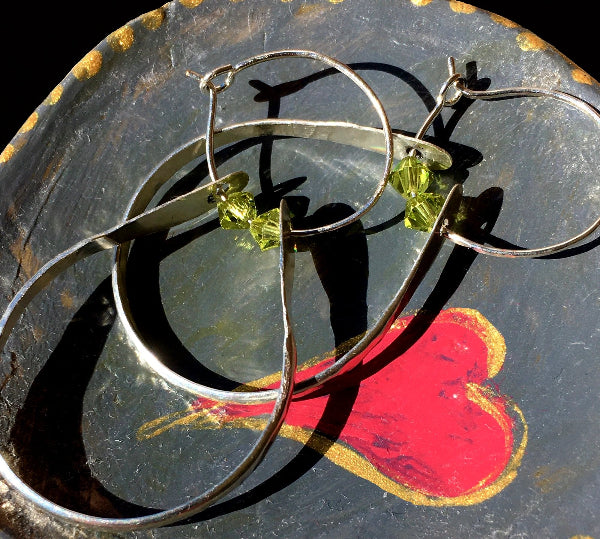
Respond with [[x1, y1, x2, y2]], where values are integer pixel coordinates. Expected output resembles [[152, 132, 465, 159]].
[[112, 119, 452, 403]]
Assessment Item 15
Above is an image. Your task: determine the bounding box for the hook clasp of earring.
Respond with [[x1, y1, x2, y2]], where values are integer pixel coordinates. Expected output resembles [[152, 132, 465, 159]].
[[411, 57, 465, 144], [186, 64, 237, 94]]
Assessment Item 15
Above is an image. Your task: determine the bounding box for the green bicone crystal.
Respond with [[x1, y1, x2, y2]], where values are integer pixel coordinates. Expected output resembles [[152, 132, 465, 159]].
[[250, 208, 281, 251], [217, 191, 257, 229], [389, 155, 433, 198], [404, 192, 445, 232]]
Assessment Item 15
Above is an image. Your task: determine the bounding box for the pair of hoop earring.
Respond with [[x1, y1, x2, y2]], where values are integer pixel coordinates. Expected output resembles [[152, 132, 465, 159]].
[[0, 49, 599, 531]]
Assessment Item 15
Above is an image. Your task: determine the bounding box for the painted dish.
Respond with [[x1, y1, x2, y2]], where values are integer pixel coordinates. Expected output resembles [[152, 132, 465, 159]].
[[1, 1, 599, 536]]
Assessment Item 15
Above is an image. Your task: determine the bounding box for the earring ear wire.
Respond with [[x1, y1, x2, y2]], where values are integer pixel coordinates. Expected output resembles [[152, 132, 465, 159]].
[[439, 61, 600, 257]]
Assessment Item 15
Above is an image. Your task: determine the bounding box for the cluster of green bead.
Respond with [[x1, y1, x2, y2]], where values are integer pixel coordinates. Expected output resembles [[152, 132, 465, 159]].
[[388, 155, 445, 232], [217, 191, 280, 251]]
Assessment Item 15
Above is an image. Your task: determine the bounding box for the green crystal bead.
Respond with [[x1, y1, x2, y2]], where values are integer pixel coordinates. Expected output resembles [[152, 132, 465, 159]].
[[389, 155, 433, 198], [404, 192, 445, 232], [217, 191, 257, 229], [250, 208, 281, 251]]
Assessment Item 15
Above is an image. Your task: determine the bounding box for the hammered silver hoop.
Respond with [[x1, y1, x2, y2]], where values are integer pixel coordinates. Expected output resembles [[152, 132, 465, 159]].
[[112, 118, 452, 403], [0, 117, 451, 530]]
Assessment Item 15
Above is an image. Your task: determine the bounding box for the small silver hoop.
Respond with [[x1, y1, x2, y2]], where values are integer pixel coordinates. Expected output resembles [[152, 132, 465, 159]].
[[442, 69, 600, 258], [187, 49, 395, 237]]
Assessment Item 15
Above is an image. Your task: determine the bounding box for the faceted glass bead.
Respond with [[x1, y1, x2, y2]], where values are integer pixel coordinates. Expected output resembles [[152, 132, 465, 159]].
[[404, 192, 445, 232], [250, 208, 281, 251], [217, 191, 257, 229], [389, 156, 432, 198]]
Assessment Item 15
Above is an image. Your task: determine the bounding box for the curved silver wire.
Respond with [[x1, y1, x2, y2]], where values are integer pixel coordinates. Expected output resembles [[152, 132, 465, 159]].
[[0, 119, 450, 530], [439, 58, 600, 258], [0, 203, 297, 531], [0, 168, 299, 532], [112, 119, 452, 403], [187, 49, 396, 237], [0, 198, 297, 530]]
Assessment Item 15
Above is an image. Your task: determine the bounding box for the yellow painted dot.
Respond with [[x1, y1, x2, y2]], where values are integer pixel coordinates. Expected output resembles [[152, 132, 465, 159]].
[[516, 31, 546, 51], [572, 68, 593, 85], [60, 290, 75, 309], [141, 7, 166, 29], [0, 144, 16, 164], [280, 0, 293, 2], [570, 535, 595, 539], [295, 3, 328, 14], [449, 1, 477, 13], [328, 0, 344, 3], [411, 0, 433, 5], [179, 0, 204, 7], [18, 112, 38, 134], [490, 13, 518, 28], [72, 50, 103, 80], [107, 25, 134, 52], [44, 84, 64, 105]]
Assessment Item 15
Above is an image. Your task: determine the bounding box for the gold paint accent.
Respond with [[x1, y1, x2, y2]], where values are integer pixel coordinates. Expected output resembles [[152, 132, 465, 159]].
[[18, 112, 38, 134], [489, 13, 518, 28], [328, 0, 345, 3], [446, 308, 506, 378], [570, 536, 595, 539], [466, 383, 511, 442], [10, 234, 41, 280], [449, 1, 477, 14], [534, 465, 579, 494], [44, 85, 63, 106], [572, 68, 594, 85], [0, 144, 16, 164], [295, 3, 329, 15], [281, 0, 293, 2], [410, 0, 433, 5], [72, 50, 103, 80], [107, 26, 135, 53], [137, 405, 224, 440], [179, 0, 204, 7], [141, 8, 166, 30], [147, 392, 528, 507], [60, 290, 75, 310], [243, 308, 503, 391], [235, 332, 364, 391], [516, 31, 547, 52]]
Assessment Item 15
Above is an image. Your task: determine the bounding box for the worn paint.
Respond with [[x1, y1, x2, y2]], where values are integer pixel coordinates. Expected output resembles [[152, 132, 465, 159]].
[[72, 51, 103, 80], [107, 26, 135, 53], [140, 8, 166, 30], [517, 31, 547, 51]]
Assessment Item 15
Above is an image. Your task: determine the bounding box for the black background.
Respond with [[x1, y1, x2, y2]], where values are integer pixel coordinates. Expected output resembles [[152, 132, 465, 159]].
[[1, 1, 597, 150]]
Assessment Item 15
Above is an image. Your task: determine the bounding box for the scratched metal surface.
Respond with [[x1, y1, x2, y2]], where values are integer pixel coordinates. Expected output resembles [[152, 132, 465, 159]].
[[1, 1, 599, 537]]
